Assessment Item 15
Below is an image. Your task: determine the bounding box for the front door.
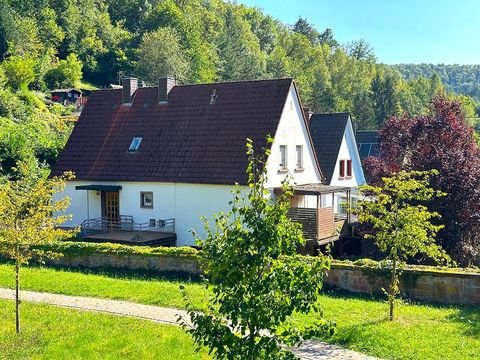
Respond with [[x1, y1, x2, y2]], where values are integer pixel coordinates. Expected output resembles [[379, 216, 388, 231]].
[[104, 191, 119, 227]]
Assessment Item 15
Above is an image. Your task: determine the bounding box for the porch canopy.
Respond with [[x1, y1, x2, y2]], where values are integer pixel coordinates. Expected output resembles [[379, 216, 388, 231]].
[[75, 184, 122, 191], [289, 183, 351, 195]]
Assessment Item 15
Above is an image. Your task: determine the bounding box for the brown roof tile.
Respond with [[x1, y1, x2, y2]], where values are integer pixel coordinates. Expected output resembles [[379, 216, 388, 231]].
[[51, 79, 294, 185]]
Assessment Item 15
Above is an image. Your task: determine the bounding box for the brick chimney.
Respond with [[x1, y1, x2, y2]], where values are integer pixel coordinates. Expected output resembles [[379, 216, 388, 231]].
[[303, 107, 313, 122], [158, 76, 176, 103], [121, 77, 138, 104]]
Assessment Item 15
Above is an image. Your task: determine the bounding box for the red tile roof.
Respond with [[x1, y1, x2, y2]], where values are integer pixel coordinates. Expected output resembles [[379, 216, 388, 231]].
[[51, 79, 294, 185]]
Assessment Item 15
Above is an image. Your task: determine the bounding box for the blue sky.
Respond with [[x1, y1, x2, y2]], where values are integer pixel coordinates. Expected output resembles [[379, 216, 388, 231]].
[[238, 0, 479, 64]]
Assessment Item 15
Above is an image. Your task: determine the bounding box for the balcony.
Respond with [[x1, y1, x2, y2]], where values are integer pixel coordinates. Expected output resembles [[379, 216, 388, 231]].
[[79, 215, 176, 246]]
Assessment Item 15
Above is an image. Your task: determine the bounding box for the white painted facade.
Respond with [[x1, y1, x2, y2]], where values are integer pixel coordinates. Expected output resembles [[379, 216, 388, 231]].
[[327, 119, 366, 212], [265, 85, 323, 188], [59, 181, 237, 246], [57, 83, 324, 247]]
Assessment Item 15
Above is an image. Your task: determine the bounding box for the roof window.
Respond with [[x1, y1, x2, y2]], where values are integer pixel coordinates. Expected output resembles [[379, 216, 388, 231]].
[[129, 137, 142, 151]]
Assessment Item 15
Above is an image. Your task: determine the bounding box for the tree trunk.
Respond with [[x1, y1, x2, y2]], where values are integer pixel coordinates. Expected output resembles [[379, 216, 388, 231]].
[[389, 257, 396, 321], [15, 243, 20, 333]]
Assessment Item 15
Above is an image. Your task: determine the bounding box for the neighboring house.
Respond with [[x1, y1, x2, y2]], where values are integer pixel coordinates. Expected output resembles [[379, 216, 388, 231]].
[[52, 77, 352, 247], [51, 88, 88, 108], [355, 130, 379, 161], [308, 112, 366, 218]]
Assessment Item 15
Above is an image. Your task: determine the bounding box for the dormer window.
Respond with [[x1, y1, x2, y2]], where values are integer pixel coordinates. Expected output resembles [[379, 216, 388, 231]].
[[129, 137, 142, 151]]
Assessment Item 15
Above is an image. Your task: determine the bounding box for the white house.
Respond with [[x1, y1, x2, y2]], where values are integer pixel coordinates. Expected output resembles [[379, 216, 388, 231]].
[[307, 112, 366, 215], [53, 77, 351, 247]]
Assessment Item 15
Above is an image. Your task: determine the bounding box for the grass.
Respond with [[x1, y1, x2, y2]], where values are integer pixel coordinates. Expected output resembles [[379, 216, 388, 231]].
[[0, 263, 209, 310], [0, 300, 209, 360], [296, 291, 480, 360], [0, 263, 479, 359]]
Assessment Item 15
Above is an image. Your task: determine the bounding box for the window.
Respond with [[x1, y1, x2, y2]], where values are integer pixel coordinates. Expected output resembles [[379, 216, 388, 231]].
[[339, 160, 345, 178], [279, 145, 288, 170], [140, 191, 153, 208], [346, 160, 352, 177], [129, 137, 142, 151], [295, 145, 303, 170]]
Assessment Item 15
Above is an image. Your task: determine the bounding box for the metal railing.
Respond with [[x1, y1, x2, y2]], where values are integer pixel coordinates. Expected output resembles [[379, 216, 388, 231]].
[[80, 216, 175, 240]]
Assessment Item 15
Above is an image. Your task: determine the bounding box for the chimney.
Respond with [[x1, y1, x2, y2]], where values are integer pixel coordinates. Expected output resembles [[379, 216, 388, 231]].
[[303, 107, 313, 122], [158, 76, 176, 103], [121, 77, 138, 104]]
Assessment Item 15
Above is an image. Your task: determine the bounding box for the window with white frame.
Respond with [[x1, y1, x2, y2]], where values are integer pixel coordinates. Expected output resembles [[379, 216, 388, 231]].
[[279, 145, 288, 170], [295, 145, 303, 169], [140, 191, 153, 208]]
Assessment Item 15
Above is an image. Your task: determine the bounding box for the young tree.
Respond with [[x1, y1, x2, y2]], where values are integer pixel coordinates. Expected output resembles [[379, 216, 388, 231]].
[[180, 139, 333, 359], [356, 170, 448, 320], [366, 96, 480, 265], [0, 162, 74, 333]]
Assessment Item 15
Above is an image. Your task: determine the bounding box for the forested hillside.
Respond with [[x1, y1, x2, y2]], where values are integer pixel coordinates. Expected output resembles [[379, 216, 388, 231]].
[[393, 64, 480, 101], [0, 0, 478, 179]]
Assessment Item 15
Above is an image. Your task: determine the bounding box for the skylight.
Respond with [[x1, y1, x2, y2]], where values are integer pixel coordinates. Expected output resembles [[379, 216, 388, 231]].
[[129, 137, 142, 151]]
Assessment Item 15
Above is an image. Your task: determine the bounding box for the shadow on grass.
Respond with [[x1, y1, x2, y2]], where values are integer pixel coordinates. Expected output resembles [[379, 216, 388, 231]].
[[0, 260, 203, 283], [330, 318, 389, 346], [446, 306, 480, 337]]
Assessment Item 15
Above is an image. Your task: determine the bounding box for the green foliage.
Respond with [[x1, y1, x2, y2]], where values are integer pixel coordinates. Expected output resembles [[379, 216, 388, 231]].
[[182, 140, 333, 359], [36, 240, 198, 258], [44, 53, 83, 89], [355, 170, 449, 320], [0, 162, 75, 332], [136, 27, 191, 84], [2, 56, 35, 90]]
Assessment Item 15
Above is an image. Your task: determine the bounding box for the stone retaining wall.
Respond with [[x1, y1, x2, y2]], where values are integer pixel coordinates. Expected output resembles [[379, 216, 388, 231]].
[[42, 253, 479, 305], [325, 263, 480, 305], [47, 253, 201, 275]]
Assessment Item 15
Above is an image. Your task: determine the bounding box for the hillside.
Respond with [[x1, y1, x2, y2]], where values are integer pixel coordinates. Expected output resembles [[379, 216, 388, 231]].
[[392, 64, 480, 101]]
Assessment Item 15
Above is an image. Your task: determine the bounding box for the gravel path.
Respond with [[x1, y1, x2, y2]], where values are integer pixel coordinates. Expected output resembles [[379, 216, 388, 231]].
[[0, 288, 377, 360]]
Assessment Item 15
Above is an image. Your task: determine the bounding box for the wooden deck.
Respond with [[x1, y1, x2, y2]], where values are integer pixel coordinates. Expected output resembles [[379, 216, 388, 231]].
[[81, 231, 176, 247]]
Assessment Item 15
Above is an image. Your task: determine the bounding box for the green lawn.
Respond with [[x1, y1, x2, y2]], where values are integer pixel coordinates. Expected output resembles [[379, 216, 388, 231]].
[[0, 263, 478, 359], [0, 300, 209, 360], [0, 263, 209, 310]]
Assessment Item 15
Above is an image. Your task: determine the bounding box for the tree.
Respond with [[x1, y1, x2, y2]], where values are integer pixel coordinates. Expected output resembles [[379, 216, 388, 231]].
[[344, 39, 376, 62], [366, 96, 480, 265], [356, 170, 447, 320], [2, 56, 36, 90], [217, 7, 266, 81], [45, 53, 83, 89], [318, 28, 338, 48], [135, 27, 190, 84], [0, 162, 74, 333], [292, 17, 319, 45], [180, 139, 333, 359]]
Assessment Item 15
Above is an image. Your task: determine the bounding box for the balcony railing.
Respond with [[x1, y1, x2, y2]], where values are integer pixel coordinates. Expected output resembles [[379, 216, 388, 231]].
[[80, 215, 175, 238]]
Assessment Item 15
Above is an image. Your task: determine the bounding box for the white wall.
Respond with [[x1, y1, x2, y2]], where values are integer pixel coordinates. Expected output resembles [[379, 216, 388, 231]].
[[57, 180, 238, 246], [328, 119, 366, 213], [265, 85, 322, 188], [329, 120, 366, 187]]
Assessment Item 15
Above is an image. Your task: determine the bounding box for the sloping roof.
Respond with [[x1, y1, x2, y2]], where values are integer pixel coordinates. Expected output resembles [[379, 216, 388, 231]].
[[355, 130, 379, 159], [308, 113, 349, 183], [51, 88, 82, 94], [51, 78, 294, 185]]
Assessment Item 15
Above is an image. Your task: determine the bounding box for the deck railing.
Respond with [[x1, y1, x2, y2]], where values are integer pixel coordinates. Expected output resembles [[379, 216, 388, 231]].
[[80, 216, 175, 238]]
